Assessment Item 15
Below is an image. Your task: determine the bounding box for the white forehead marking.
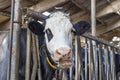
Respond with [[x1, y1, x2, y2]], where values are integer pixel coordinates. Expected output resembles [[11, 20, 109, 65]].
[[45, 11, 73, 31]]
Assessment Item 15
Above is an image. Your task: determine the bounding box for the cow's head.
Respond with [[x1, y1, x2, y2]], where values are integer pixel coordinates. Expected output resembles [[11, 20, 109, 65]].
[[28, 11, 90, 68]]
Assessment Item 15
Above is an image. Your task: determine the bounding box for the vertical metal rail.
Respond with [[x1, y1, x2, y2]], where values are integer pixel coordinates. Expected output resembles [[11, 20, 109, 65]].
[[98, 44, 103, 80], [91, 0, 96, 36], [109, 48, 112, 80], [107, 46, 111, 80], [112, 48, 117, 80], [35, 35, 42, 80], [69, 67, 73, 80], [10, 0, 22, 80], [85, 38, 88, 80], [92, 41, 98, 80], [7, 0, 15, 79], [62, 70, 68, 80], [75, 36, 85, 80], [31, 33, 38, 80], [91, 0, 96, 79], [75, 36, 80, 80], [88, 39, 94, 80], [105, 46, 111, 80], [25, 28, 31, 80], [102, 45, 106, 80]]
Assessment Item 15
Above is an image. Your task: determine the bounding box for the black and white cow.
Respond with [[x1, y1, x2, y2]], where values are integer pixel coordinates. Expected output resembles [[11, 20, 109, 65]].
[[0, 11, 91, 80]]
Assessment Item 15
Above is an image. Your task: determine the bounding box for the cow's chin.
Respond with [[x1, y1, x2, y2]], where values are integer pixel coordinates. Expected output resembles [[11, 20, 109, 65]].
[[58, 59, 73, 68]]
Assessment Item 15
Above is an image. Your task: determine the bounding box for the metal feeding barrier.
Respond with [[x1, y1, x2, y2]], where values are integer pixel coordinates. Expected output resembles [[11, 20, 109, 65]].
[[9, 8, 120, 80], [74, 33, 120, 80], [7, 0, 120, 79]]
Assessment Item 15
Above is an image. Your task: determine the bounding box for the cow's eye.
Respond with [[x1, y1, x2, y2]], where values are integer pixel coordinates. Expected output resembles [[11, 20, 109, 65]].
[[45, 28, 53, 42], [71, 28, 75, 34]]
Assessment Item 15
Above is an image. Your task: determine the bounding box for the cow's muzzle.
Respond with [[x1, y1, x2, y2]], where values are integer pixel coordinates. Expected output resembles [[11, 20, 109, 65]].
[[55, 47, 73, 68]]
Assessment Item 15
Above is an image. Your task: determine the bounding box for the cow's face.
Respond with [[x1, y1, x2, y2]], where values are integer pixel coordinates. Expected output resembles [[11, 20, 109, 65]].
[[28, 11, 91, 68], [44, 12, 74, 68]]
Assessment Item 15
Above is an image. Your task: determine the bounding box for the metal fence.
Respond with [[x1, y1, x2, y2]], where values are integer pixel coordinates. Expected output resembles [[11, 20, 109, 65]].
[[74, 34, 120, 80]]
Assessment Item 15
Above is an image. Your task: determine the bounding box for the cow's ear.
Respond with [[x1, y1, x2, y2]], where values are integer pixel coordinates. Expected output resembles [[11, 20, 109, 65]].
[[28, 20, 45, 35], [73, 21, 91, 35]]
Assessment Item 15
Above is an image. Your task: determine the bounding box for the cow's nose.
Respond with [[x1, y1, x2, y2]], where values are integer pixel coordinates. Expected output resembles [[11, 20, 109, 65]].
[[55, 48, 72, 59]]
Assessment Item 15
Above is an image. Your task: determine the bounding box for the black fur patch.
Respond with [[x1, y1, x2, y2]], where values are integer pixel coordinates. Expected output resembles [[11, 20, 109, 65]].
[[45, 28, 53, 42]]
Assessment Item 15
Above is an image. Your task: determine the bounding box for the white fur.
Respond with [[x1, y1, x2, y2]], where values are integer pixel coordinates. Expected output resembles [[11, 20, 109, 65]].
[[44, 11, 74, 61]]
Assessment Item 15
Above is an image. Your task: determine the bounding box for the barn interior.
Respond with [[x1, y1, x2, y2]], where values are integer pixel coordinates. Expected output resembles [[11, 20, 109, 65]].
[[0, 0, 120, 80], [0, 0, 120, 47]]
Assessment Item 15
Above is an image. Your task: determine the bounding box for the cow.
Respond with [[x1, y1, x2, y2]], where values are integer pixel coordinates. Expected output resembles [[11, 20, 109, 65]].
[[0, 11, 91, 80]]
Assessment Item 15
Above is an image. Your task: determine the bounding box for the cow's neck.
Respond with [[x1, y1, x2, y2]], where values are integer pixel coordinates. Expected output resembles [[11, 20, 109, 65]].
[[41, 44, 59, 69], [40, 44, 57, 79]]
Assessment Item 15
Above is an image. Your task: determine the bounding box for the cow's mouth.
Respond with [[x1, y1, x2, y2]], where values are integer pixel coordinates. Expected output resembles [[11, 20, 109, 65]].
[[58, 59, 73, 68]]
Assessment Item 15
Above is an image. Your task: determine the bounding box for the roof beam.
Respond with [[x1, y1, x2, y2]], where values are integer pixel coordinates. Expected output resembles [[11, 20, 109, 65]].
[[31, 0, 68, 12], [96, 0, 120, 17], [97, 19, 120, 35], [71, 11, 90, 23], [0, 19, 10, 30], [71, 0, 87, 11]]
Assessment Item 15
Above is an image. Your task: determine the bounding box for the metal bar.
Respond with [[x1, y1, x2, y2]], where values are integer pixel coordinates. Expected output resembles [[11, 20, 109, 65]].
[[62, 70, 68, 80], [7, 0, 15, 79], [104, 46, 111, 80], [112, 48, 117, 80], [92, 41, 98, 80], [31, 33, 38, 80], [10, 0, 21, 79], [91, 0, 96, 36], [82, 33, 119, 49], [69, 67, 73, 80], [98, 44, 103, 80], [85, 38, 88, 80], [75, 36, 79, 80], [23, 8, 47, 21], [25, 28, 31, 80], [109, 48, 113, 80], [0, 31, 9, 33], [35, 35, 42, 80], [88, 39, 94, 80]]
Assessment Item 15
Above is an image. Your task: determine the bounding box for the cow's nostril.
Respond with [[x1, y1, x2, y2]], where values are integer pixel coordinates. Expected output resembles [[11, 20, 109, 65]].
[[56, 50, 61, 55], [68, 49, 71, 56]]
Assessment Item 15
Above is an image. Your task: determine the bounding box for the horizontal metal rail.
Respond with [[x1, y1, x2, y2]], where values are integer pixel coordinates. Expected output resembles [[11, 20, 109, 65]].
[[23, 8, 47, 21], [0, 31, 9, 33], [82, 33, 119, 49]]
